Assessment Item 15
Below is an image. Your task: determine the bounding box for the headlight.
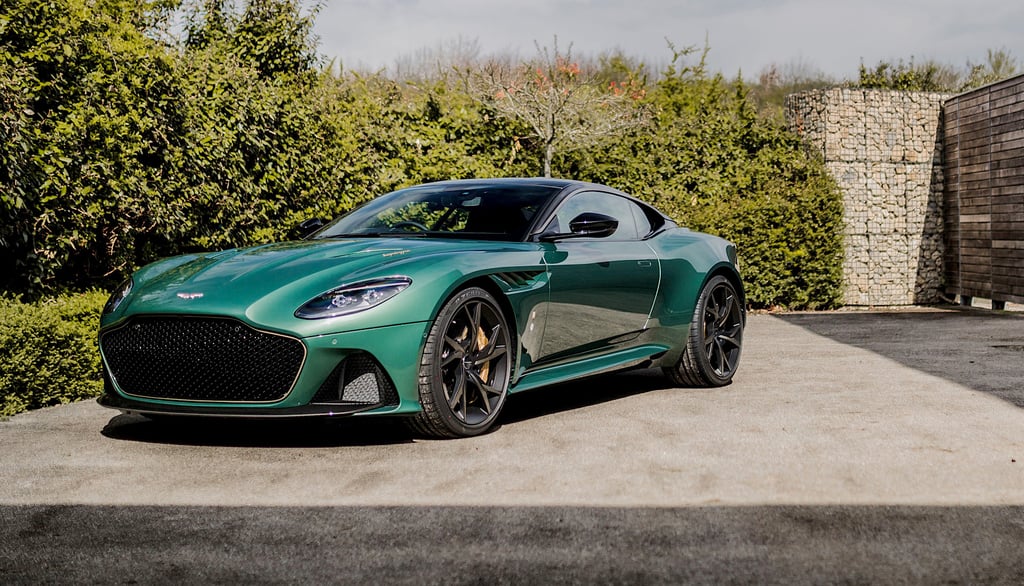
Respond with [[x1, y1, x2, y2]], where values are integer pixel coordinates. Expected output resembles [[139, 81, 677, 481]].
[[295, 277, 412, 319], [103, 278, 134, 314]]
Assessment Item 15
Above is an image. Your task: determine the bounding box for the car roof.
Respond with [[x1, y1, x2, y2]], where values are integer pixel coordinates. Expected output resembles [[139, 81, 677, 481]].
[[417, 177, 616, 194]]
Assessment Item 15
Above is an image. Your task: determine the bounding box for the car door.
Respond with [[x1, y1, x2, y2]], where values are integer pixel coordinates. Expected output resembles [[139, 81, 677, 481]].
[[536, 191, 659, 361]]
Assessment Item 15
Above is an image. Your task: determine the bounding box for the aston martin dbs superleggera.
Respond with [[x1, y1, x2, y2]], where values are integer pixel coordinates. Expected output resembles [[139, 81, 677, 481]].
[[98, 178, 744, 437]]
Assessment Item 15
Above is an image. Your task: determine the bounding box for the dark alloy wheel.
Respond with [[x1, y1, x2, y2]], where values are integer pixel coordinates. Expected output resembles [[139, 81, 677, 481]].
[[409, 287, 512, 438], [664, 275, 743, 387]]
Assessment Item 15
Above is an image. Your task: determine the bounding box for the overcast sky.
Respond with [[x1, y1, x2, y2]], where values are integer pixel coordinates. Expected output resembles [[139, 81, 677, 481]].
[[312, 0, 1024, 80]]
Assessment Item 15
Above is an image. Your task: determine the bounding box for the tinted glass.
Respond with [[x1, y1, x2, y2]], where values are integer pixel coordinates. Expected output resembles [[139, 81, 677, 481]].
[[316, 184, 560, 241], [545, 191, 640, 241], [631, 201, 652, 237]]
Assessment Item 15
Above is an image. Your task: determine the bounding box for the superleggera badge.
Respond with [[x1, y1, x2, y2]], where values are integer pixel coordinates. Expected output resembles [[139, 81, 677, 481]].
[[176, 292, 204, 300]]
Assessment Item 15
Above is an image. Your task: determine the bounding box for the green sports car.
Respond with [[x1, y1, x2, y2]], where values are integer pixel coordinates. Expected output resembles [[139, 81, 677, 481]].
[[98, 178, 744, 438]]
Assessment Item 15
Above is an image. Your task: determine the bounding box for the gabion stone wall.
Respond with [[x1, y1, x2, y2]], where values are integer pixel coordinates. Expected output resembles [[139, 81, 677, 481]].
[[786, 88, 947, 305]]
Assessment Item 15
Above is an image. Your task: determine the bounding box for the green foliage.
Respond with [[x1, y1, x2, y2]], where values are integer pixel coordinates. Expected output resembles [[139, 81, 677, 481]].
[[856, 49, 1020, 93], [0, 0, 184, 290], [1, 0, 844, 311], [185, 0, 320, 77], [566, 49, 844, 308], [963, 48, 1020, 90], [0, 291, 107, 417], [857, 59, 950, 92], [0, 0, 535, 293]]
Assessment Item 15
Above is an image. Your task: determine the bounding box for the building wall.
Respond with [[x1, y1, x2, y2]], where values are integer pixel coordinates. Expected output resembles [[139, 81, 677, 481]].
[[786, 88, 947, 306]]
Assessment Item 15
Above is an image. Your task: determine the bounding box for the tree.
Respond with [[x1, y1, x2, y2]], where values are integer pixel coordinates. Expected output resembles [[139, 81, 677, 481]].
[[391, 35, 482, 83], [567, 45, 845, 309], [186, 0, 320, 78], [750, 58, 835, 121], [0, 1, 847, 309], [472, 39, 650, 177], [0, 0, 182, 290], [963, 47, 1019, 89]]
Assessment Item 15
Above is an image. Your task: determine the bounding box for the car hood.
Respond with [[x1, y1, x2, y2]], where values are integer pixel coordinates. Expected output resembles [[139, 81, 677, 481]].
[[108, 237, 542, 336]]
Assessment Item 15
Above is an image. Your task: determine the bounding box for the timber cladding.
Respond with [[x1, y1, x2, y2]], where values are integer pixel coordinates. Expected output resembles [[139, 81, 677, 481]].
[[944, 75, 1024, 304]]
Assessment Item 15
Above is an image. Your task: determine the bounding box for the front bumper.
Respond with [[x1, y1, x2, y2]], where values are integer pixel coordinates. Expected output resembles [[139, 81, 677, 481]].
[[98, 320, 432, 418]]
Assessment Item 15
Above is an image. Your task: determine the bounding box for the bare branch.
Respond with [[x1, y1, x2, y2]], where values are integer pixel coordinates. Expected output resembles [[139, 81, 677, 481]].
[[470, 39, 650, 177]]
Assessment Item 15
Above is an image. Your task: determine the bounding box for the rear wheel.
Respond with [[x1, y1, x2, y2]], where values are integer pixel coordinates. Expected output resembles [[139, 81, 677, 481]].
[[664, 275, 743, 387], [408, 287, 512, 438]]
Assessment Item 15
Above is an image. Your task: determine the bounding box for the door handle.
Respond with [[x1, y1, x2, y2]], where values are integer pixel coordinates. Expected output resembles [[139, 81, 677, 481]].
[[637, 260, 652, 267]]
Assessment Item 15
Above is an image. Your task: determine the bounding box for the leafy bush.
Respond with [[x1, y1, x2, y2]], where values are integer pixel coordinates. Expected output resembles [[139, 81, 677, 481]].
[[1, 1, 844, 309], [856, 49, 1020, 93], [566, 50, 844, 308], [0, 291, 107, 417]]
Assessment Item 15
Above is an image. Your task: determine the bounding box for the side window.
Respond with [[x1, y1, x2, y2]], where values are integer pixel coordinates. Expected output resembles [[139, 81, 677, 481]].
[[630, 202, 652, 238], [546, 191, 640, 241]]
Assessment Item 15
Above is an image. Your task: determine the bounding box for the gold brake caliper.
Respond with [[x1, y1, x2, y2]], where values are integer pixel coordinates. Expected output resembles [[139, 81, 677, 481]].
[[475, 326, 491, 382]]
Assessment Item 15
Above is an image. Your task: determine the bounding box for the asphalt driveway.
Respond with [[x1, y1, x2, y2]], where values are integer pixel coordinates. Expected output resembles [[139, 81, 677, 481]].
[[2, 307, 1023, 583]]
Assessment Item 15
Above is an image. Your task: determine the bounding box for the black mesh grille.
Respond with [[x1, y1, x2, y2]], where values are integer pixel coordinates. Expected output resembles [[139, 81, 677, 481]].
[[312, 353, 399, 406], [101, 317, 305, 403]]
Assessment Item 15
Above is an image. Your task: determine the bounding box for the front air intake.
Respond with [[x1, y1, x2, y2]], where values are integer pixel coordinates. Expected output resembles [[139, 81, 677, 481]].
[[312, 353, 398, 406]]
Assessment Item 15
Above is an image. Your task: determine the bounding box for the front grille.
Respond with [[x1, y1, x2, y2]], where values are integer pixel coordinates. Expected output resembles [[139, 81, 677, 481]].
[[312, 353, 399, 406], [101, 316, 306, 403]]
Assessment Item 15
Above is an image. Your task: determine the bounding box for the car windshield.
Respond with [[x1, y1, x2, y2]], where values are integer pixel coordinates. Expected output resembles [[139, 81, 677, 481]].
[[314, 183, 560, 241]]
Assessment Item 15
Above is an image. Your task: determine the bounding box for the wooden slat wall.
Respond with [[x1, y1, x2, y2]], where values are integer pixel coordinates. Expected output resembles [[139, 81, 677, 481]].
[[943, 75, 1024, 304]]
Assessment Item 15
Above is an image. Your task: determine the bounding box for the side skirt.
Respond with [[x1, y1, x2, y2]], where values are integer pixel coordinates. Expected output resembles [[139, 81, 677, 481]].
[[510, 344, 670, 394]]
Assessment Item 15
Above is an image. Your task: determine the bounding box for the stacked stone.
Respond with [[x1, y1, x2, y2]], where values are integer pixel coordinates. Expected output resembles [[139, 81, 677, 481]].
[[785, 89, 947, 306]]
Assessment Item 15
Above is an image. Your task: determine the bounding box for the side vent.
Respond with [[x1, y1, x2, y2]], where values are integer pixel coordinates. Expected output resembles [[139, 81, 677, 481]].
[[493, 270, 545, 289], [312, 353, 399, 406]]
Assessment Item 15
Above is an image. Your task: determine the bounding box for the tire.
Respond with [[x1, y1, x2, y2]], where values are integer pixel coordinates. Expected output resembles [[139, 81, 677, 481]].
[[664, 275, 743, 387], [408, 287, 512, 438]]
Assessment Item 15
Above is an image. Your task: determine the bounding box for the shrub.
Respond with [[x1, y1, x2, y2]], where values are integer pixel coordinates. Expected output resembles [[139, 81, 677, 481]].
[[0, 291, 107, 417], [565, 52, 845, 309], [1, 1, 844, 310]]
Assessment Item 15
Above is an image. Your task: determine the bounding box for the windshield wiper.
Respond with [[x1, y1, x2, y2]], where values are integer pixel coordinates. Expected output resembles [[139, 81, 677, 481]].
[[322, 231, 427, 239], [323, 232, 384, 238]]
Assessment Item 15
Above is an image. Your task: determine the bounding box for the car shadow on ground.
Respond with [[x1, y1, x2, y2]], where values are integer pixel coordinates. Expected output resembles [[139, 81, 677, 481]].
[[100, 368, 677, 446], [500, 367, 673, 424], [100, 413, 418, 447], [776, 306, 1024, 408]]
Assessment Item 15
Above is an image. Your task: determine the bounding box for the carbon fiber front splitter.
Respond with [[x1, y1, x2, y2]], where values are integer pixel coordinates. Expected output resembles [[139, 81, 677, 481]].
[[97, 393, 389, 419]]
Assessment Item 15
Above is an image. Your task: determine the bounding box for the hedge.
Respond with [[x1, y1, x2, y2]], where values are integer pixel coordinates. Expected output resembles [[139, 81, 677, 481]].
[[0, 291, 106, 417], [1, 0, 844, 310]]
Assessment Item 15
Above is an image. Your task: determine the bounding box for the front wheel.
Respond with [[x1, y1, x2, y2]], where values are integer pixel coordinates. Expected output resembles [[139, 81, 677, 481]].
[[664, 275, 743, 387], [408, 287, 512, 438]]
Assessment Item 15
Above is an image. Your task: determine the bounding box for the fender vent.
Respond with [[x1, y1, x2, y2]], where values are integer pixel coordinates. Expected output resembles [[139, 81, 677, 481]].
[[493, 270, 545, 289]]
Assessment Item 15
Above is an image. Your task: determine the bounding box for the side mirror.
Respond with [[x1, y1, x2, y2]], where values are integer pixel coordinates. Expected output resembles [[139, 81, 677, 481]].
[[540, 212, 619, 242], [569, 212, 618, 238], [296, 218, 326, 239]]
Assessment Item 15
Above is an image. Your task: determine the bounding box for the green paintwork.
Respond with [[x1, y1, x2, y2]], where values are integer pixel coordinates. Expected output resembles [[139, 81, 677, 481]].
[[99, 183, 742, 419]]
